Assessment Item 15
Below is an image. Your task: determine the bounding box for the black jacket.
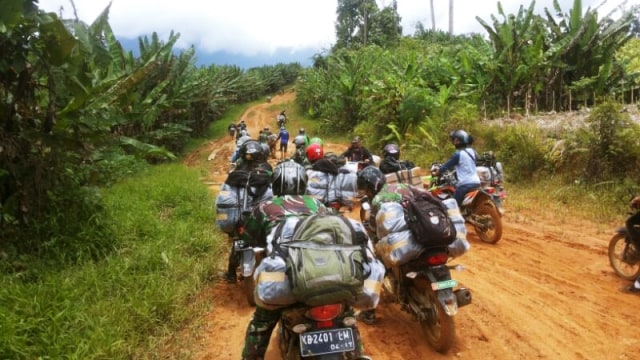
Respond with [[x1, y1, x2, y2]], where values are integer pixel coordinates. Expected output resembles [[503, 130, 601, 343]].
[[379, 157, 414, 174]]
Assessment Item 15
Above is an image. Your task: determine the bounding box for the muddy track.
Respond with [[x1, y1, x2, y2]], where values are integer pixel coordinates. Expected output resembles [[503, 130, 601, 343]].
[[181, 92, 640, 360]]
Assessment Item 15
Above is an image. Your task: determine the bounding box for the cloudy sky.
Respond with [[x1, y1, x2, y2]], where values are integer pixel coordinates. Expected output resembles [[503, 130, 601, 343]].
[[37, 0, 639, 67]]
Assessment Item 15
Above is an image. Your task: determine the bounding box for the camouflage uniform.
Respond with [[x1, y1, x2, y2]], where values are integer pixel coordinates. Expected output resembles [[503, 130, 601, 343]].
[[241, 195, 328, 247], [241, 195, 327, 360]]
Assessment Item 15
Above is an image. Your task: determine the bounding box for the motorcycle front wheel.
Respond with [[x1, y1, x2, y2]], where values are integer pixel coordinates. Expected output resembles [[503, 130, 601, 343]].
[[608, 233, 640, 280], [420, 289, 455, 354], [472, 201, 503, 244]]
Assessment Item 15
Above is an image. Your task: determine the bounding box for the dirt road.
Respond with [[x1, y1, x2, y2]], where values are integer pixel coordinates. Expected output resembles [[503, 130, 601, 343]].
[[182, 92, 640, 360]]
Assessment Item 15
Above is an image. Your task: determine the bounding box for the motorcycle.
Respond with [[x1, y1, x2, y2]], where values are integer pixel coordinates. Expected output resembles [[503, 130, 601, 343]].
[[277, 113, 287, 128], [278, 302, 367, 359], [608, 205, 640, 280], [427, 164, 503, 244], [229, 210, 265, 306], [475, 151, 507, 215], [359, 197, 472, 354]]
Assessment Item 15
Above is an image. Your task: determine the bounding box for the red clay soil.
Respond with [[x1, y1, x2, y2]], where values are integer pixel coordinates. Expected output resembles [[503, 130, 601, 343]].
[[180, 91, 640, 360]]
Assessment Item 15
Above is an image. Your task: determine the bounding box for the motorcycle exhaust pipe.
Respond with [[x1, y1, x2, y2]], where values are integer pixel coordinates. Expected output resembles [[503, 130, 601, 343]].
[[454, 287, 472, 307]]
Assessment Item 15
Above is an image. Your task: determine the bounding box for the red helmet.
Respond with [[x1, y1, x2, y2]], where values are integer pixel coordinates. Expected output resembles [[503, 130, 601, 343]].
[[306, 143, 324, 163]]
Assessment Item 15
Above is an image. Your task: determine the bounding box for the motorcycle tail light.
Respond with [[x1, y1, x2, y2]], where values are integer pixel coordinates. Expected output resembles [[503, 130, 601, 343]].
[[328, 202, 341, 211], [486, 187, 495, 194], [307, 304, 343, 322], [426, 253, 448, 266], [236, 225, 244, 235]]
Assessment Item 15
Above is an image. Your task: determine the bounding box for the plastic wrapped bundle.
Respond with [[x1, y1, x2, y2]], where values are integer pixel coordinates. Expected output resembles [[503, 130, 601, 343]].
[[476, 166, 492, 187], [442, 198, 470, 258], [266, 216, 302, 254], [328, 172, 358, 206], [305, 170, 332, 202], [215, 183, 273, 234], [353, 258, 386, 310], [375, 229, 424, 267], [306, 170, 357, 207], [254, 254, 296, 309], [375, 202, 409, 238]]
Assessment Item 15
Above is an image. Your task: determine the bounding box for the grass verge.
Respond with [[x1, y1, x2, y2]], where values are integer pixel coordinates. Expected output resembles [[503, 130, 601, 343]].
[[0, 164, 226, 359]]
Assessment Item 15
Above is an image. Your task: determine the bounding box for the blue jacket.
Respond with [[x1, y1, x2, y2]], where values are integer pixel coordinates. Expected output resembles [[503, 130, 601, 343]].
[[440, 147, 480, 186]]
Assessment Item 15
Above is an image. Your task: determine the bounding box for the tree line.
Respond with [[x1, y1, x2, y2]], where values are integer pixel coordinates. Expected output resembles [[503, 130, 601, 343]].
[[299, 0, 640, 160], [0, 1, 300, 253]]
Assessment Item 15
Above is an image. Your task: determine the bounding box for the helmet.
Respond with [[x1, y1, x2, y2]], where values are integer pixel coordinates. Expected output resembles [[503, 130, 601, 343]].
[[299, 128, 305, 134], [272, 161, 307, 196], [264, 127, 269, 131], [357, 166, 386, 195], [240, 140, 264, 162], [280, 126, 286, 131], [352, 136, 362, 144], [306, 143, 324, 163], [309, 137, 323, 147], [383, 143, 400, 160], [450, 129, 472, 148]]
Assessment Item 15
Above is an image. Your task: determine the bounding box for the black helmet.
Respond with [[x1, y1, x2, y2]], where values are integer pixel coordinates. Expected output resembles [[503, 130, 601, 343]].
[[383, 143, 400, 160], [357, 166, 386, 195], [272, 160, 307, 196], [240, 140, 264, 162], [450, 129, 472, 148]]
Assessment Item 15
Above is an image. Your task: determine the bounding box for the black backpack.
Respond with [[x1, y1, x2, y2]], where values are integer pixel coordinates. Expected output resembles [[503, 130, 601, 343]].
[[403, 188, 456, 248]]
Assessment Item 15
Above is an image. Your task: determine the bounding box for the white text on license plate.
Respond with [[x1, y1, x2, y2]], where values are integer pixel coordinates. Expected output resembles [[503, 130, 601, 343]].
[[299, 328, 355, 356], [431, 279, 457, 290]]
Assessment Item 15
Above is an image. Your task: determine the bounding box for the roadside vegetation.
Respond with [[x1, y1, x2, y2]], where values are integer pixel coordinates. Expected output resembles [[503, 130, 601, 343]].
[[2, 0, 640, 358]]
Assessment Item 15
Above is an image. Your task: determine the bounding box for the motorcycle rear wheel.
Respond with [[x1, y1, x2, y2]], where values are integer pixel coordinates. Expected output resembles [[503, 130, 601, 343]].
[[242, 276, 256, 306], [420, 289, 455, 354], [472, 201, 503, 244], [608, 233, 640, 280]]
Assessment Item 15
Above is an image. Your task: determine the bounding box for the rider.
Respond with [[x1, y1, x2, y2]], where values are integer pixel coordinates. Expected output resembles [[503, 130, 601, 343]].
[[379, 143, 415, 174], [275, 126, 289, 160], [624, 195, 640, 294], [355, 166, 470, 323], [237, 119, 247, 132], [291, 128, 309, 165], [294, 128, 310, 147], [234, 139, 272, 172], [223, 141, 273, 283], [277, 110, 287, 127], [241, 162, 375, 359], [342, 136, 373, 163], [228, 123, 237, 139], [435, 130, 481, 207]]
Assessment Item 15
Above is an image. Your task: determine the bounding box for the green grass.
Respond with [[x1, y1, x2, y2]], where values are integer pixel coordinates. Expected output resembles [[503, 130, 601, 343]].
[[504, 176, 629, 236], [0, 164, 227, 359]]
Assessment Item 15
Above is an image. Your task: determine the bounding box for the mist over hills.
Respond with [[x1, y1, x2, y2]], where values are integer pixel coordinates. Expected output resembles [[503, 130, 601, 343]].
[[119, 37, 318, 69]]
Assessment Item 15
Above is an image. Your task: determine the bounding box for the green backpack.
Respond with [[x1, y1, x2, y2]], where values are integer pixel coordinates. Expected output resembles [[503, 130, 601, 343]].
[[276, 214, 369, 306]]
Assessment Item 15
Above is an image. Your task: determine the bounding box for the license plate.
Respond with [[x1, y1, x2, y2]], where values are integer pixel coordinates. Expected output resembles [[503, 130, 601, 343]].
[[431, 279, 457, 290], [299, 328, 355, 357]]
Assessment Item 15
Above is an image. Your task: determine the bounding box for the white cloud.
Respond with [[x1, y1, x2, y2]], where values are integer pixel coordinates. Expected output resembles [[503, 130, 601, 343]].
[[37, 0, 639, 57]]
